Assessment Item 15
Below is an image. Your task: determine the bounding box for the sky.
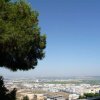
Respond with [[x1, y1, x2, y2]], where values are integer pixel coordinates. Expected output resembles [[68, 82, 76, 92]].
[[0, 0, 100, 78]]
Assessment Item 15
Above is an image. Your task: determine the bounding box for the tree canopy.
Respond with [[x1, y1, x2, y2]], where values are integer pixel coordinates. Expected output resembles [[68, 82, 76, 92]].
[[0, 0, 46, 71]]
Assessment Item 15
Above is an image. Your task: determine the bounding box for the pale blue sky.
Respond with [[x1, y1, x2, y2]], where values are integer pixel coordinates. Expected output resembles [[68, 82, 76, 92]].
[[0, 0, 100, 78]]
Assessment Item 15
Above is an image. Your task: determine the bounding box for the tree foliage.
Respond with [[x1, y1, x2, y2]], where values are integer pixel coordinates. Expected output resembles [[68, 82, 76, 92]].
[[79, 93, 100, 99], [0, 76, 17, 100], [22, 95, 29, 100], [0, 0, 46, 71]]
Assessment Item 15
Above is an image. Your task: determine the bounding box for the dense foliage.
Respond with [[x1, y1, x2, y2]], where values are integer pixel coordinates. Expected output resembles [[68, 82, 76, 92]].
[[0, 76, 16, 100], [0, 0, 46, 71], [79, 93, 100, 99]]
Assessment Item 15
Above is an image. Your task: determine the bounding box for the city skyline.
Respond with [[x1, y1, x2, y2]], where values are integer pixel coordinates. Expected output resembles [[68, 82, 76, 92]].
[[0, 0, 100, 78]]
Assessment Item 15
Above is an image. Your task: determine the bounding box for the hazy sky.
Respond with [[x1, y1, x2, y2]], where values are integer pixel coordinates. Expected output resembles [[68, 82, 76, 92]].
[[0, 0, 100, 78]]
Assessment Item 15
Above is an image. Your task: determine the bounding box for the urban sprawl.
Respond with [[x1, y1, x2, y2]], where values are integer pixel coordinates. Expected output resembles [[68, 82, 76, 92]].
[[4, 77, 100, 100]]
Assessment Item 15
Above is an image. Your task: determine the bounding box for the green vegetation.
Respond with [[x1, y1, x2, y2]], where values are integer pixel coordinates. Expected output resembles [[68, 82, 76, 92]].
[[22, 96, 29, 100], [43, 80, 81, 84], [0, 0, 46, 100], [44, 81, 67, 84], [0, 76, 17, 100], [82, 80, 100, 85], [0, 0, 46, 71], [79, 93, 100, 99]]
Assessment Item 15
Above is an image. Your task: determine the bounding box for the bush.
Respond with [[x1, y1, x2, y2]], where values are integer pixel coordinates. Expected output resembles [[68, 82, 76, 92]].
[[22, 95, 29, 100]]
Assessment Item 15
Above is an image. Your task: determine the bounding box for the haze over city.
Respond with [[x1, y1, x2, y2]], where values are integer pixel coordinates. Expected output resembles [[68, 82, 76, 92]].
[[0, 0, 100, 78]]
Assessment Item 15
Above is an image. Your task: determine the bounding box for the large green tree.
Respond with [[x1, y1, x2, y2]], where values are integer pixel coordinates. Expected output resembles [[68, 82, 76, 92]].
[[0, 0, 46, 71], [0, 0, 46, 99]]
